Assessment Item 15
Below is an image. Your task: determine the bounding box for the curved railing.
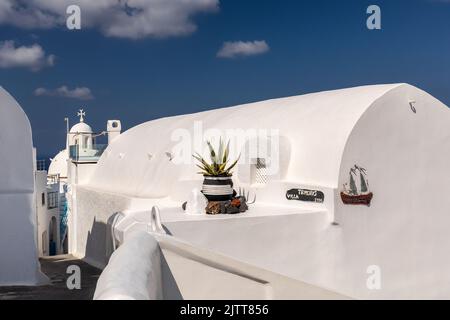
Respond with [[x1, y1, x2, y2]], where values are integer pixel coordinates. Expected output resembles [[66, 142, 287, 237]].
[[94, 230, 163, 300]]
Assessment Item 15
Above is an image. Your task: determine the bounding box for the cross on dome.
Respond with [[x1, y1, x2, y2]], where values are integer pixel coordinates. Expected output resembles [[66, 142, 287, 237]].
[[77, 109, 86, 123]]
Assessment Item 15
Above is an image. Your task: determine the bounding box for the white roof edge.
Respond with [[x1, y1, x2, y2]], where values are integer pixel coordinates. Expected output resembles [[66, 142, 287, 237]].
[[0, 86, 32, 135], [125, 83, 409, 135]]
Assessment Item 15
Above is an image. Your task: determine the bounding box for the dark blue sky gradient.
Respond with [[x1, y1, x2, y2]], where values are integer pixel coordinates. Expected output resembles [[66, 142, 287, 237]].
[[1, 0, 450, 156]]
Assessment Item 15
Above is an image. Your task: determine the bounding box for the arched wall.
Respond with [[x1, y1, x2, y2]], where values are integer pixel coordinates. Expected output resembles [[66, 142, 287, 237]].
[[333, 84, 450, 298], [0, 87, 44, 285]]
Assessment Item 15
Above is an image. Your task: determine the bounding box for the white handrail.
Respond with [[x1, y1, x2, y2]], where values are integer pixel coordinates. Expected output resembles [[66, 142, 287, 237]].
[[110, 212, 125, 251], [94, 231, 163, 300]]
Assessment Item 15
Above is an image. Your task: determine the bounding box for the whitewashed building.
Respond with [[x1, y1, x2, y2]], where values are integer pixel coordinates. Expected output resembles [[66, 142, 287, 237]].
[[35, 154, 61, 257], [0, 87, 46, 285], [66, 83, 450, 299], [46, 110, 122, 258], [3, 83, 450, 299]]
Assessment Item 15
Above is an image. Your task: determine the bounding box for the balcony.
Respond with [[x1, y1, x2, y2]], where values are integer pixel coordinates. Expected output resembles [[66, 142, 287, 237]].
[[69, 144, 107, 163]]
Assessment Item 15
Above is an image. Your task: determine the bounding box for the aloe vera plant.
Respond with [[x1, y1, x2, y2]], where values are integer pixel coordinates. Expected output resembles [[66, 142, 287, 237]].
[[193, 139, 240, 177]]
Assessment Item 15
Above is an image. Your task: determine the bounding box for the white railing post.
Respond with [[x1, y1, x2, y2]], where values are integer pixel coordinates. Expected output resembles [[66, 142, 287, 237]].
[[149, 206, 165, 235]]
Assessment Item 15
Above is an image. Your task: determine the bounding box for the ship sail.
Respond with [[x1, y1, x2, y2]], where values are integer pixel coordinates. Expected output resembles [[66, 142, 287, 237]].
[[341, 165, 373, 206], [349, 173, 357, 195], [360, 172, 368, 193]]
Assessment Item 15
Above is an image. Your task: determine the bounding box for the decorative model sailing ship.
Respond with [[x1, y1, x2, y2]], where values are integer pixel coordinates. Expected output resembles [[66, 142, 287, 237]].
[[340, 165, 373, 206]]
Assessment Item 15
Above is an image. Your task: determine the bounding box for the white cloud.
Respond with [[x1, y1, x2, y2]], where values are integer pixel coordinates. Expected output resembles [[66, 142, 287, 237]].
[[0, 0, 219, 39], [217, 40, 270, 58], [0, 41, 55, 71], [34, 86, 94, 100]]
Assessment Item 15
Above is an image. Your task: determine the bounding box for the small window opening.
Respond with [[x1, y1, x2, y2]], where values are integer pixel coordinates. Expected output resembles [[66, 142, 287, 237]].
[[47, 192, 59, 209], [251, 158, 268, 185]]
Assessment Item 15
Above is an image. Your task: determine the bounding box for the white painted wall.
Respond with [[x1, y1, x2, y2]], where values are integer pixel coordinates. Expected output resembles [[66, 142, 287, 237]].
[[35, 170, 60, 257], [330, 84, 450, 298], [95, 231, 346, 300], [35, 170, 48, 256], [0, 87, 46, 285], [69, 186, 131, 268]]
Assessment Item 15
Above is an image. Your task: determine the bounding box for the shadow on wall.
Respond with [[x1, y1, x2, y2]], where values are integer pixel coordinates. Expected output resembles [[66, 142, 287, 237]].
[[161, 253, 183, 299], [85, 218, 110, 268]]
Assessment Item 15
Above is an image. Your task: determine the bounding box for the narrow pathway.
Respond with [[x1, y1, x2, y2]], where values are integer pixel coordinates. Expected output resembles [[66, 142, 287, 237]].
[[0, 255, 101, 300]]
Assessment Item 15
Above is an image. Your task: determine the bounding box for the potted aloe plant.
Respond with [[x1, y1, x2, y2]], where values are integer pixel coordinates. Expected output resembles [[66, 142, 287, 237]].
[[193, 140, 240, 201]]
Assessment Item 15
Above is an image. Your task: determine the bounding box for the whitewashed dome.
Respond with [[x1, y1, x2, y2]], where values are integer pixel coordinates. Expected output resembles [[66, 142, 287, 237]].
[[48, 149, 68, 178], [70, 122, 92, 134]]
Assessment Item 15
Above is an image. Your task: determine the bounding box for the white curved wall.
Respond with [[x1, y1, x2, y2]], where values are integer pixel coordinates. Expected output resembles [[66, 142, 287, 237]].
[[332, 83, 450, 298], [94, 231, 163, 300], [0, 87, 44, 285], [87, 84, 402, 197]]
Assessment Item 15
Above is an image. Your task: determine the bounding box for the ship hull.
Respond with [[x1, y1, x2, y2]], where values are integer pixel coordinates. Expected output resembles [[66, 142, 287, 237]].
[[340, 192, 373, 206]]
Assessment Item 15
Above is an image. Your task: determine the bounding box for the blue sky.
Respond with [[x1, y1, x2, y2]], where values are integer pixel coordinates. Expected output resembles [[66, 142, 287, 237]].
[[0, 0, 450, 157]]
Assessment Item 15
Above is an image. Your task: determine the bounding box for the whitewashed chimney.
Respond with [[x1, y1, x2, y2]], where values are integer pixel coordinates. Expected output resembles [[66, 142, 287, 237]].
[[107, 120, 121, 144]]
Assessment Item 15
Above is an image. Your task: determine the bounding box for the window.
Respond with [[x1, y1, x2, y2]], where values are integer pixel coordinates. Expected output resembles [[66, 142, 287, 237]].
[[47, 192, 59, 209], [41, 193, 45, 206], [36, 159, 46, 171]]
